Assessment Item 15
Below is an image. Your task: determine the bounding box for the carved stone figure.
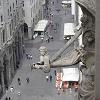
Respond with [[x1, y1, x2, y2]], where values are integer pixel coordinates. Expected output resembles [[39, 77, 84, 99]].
[[32, 46, 50, 72]]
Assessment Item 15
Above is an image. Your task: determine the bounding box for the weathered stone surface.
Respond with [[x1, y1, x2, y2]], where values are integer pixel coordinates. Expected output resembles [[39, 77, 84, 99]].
[[75, 0, 96, 16]]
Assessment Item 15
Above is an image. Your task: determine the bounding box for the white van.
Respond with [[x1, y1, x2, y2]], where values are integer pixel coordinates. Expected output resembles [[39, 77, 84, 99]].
[[63, 23, 75, 40]]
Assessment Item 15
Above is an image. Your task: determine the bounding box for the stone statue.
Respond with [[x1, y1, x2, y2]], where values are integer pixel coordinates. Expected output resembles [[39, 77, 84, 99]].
[[32, 46, 50, 72]]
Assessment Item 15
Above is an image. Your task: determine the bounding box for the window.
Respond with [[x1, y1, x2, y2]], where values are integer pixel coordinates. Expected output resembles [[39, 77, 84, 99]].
[[1, 15, 3, 22], [2, 30, 5, 43]]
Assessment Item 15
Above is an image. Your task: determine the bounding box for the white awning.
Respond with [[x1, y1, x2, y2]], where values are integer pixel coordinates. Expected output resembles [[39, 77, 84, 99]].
[[64, 23, 75, 36], [62, 68, 79, 81], [62, 1, 72, 4], [34, 20, 49, 32]]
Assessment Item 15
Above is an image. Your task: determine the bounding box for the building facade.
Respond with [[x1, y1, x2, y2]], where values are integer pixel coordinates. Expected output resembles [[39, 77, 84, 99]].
[[0, 0, 24, 97], [23, 0, 46, 39]]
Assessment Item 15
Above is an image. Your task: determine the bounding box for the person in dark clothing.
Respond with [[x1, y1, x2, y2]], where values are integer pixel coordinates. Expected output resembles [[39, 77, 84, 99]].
[[8, 97, 11, 100], [49, 75, 52, 82], [54, 70, 56, 76], [26, 77, 30, 83], [18, 77, 21, 85], [5, 97, 8, 100], [6, 86, 8, 90], [51, 36, 53, 41], [46, 38, 50, 43], [52, 1, 54, 4]]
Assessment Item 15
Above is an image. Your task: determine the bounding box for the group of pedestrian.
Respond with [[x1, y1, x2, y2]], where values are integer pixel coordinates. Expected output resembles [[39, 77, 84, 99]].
[[46, 35, 53, 43], [46, 75, 52, 82], [5, 97, 11, 100], [26, 53, 32, 59], [17, 77, 30, 85]]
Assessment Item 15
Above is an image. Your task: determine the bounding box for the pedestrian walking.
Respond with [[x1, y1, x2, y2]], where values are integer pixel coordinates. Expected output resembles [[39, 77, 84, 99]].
[[17, 77, 21, 85], [8, 97, 11, 100], [46, 75, 49, 82], [22, 45, 25, 54], [5, 97, 8, 100], [48, 38, 50, 43], [17, 91, 21, 96], [16, 65, 19, 69], [10, 87, 14, 92], [28, 54, 31, 59], [26, 77, 30, 83], [52, 1, 54, 5], [51, 36, 53, 41], [41, 38, 44, 42], [46, 38, 50, 43], [6, 86, 8, 91], [54, 70, 56, 76], [30, 55, 33, 59], [49, 75, 52, 82], [26, 53, 28, 59]]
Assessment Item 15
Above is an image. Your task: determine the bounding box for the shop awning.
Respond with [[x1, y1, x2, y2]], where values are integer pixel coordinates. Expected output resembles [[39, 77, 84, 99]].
[[34, 20, 49, 32], [64, 23, 75, 36], [62, 68, 79, 81], [62, 1, 72, 5]]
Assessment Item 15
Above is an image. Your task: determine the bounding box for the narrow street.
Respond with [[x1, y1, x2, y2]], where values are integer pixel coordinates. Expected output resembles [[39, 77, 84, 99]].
[[1, 37, 78, 100], [1, 0, 78, 100]]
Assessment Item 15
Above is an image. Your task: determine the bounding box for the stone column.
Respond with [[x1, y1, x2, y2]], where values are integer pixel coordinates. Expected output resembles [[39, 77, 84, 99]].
[[96, 0, 100, 99], [1, 70, 5, 93]]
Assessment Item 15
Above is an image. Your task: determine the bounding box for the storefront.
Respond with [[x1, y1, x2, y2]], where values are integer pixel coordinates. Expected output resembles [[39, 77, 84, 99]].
[[62, 68, 79, 90]]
